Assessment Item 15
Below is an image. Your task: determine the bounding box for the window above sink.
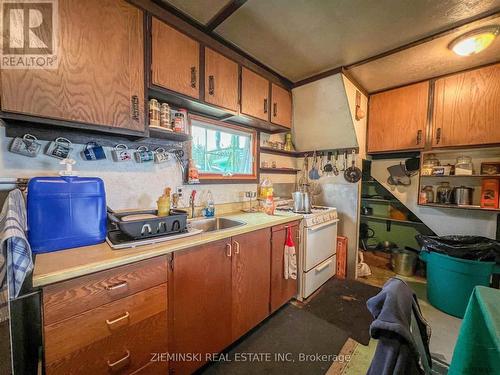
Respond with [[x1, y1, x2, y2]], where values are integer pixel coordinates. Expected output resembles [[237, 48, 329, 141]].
[[189, 114, 257, 183]]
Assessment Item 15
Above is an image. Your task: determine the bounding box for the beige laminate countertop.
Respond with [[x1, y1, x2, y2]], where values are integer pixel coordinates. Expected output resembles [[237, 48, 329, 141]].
[[32, 211, 302, 287]]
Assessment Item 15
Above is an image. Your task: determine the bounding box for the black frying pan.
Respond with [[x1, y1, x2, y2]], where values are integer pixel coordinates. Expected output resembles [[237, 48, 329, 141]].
[[344, 150, 361, 183]]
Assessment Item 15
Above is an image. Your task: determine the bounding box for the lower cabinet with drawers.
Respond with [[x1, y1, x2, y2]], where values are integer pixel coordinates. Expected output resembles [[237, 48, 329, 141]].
[[42, 256, 170, 375], [41, 223, 300, 374]]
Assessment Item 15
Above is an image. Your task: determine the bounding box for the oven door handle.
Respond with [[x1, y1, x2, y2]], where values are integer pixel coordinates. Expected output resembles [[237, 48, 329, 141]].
[[307, 219, 339, 231], [315, 259, 333, 272]]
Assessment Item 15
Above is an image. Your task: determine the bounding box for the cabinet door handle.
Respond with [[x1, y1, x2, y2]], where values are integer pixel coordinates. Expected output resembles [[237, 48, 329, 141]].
[[190, 66, 197, 88], [131, 95, 139, 121], [107, 350, 131, 371], [263, 98, 268, 114], [105, 280, 128, 291], [416, 129, 422, 145], [226, 243, 232, 257], [233, 241, 240, 255], [208, 75, 215, 95], [106, 311, 130, 327], [273, 103, 277, 117], [436, 127, 442, 144]]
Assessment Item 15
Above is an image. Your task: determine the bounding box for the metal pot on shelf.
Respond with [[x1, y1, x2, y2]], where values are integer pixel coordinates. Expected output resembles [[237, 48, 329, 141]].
[[391, 248, 418, 276], [453, 186, 474, 206]]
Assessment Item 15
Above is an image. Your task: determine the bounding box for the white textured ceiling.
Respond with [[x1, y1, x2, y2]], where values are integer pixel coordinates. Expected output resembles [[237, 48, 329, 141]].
[[162, 0, 231, 25], [214, 0, 500, 81], [163, 0, 500, 89], [347, 15, 500, 92]]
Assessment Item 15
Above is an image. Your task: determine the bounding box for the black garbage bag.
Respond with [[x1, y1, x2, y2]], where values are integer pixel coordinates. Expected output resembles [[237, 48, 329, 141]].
[[416, 235, 500, 262]]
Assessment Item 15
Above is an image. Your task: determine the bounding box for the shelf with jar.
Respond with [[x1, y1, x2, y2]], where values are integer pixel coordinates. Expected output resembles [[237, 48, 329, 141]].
[[418, 148, 500, 212]]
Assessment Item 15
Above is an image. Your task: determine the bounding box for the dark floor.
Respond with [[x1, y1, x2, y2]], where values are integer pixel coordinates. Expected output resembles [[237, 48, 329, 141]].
[[201, 278, 380, 374]]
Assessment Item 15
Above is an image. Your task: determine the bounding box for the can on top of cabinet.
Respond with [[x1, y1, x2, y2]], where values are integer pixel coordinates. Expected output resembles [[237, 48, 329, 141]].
[[149, 99, 160, 127]]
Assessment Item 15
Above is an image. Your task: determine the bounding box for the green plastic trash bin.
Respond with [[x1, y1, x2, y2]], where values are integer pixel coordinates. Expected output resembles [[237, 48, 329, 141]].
[[419, 251, 500, 318]]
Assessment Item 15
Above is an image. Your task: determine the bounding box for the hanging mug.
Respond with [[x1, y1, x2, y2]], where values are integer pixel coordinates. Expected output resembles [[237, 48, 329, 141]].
[[10, 134, 41, 157], [111, 144, 132, 162], [46, 137, 73, 159], [134, 146, 154, 163], [154, 147, 170, 164], [82, 142, 106, 161]]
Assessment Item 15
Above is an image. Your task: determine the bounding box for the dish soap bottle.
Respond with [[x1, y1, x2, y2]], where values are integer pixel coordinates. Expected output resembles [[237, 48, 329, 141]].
[[157, 187, 171, 216], [203, 190, 215, 217]]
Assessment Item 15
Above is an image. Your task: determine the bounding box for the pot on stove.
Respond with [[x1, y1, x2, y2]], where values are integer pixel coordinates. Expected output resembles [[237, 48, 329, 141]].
[[292, 191, 311, 213]]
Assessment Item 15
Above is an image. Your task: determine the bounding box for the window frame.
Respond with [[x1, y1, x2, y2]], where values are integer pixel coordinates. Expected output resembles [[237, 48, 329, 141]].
[[188, 114, 258, 183]]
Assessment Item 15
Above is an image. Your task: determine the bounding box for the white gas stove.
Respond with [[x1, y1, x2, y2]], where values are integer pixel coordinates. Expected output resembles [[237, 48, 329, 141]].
[[276, 203, 339, 300], [275, 204, 338, 227]]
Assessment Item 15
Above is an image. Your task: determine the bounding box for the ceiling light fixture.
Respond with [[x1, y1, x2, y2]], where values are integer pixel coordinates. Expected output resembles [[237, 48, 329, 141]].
[[448, 25, 500, 56]]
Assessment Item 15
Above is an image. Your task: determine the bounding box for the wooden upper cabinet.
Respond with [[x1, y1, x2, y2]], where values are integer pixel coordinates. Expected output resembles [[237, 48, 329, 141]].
[[231, 229, 271, 340], [151, 17, 200, 99], [241, 67, 270, 121], [432, 63, 500, 148], [367, 81, 429, 153], [0, 0, 145, 133], [204, 48, 239, 112], [271, 83, 292, 128]]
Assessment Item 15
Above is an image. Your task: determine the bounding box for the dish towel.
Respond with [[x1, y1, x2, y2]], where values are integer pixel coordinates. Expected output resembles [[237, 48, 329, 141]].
[[0, 189, 33, 299], [284, 227, 297, 280]]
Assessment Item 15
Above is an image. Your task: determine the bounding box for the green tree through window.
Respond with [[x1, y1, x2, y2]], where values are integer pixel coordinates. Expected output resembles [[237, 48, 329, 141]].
[[190, 117, 255, 177]]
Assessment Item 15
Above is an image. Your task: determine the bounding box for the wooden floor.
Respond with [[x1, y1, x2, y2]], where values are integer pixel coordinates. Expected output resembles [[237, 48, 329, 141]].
[[358, 250, 426, 288]]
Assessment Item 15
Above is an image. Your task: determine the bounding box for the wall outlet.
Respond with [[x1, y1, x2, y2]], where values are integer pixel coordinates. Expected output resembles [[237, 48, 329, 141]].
[[176, 186, 183, 197]]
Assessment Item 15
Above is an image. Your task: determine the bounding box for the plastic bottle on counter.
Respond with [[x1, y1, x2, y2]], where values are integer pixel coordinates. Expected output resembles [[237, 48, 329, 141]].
[[157, 187, 171, 216], [203, 190, 216, 217], [263, 191, 275, 215], [259, 178, 273, 199]]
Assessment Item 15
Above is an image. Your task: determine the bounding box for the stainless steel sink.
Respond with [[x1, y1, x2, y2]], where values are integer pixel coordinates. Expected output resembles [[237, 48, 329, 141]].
[[188, 217, 246, 232]]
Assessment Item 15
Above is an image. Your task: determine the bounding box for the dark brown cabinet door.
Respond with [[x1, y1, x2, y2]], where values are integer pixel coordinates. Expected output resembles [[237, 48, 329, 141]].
[[271, 83, 292, 128], [432, 63, 500, 148], [204, 47, 239, 112], [231, 229, 271, 340], [171, 240, 232, 375], [367, 81, 428, 153], [241, 67, 270, 121], [0, 0, 145, 133], [270, 223, 299, 312], [151, 17, 200, 99]]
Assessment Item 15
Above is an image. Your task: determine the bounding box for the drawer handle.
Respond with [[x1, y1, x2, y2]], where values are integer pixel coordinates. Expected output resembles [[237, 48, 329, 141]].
[[106, 311, 130, 327], [233, 240, 240, 255], [105, 281, 128, 291], [107, 349, 131, 371], [316, 260, 332, 272]]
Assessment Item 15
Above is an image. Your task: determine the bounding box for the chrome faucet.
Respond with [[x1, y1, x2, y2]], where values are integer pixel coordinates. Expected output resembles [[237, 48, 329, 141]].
[[189, 190, 197, 218]]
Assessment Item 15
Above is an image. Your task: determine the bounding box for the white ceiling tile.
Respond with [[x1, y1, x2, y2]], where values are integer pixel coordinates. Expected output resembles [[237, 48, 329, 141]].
[[347, 15, 500, 92], [215, 0, 500, 81]]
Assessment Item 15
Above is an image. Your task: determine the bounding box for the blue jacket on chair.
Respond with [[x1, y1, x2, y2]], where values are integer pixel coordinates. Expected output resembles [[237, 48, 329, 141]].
[[366, 277, 432, 375]]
